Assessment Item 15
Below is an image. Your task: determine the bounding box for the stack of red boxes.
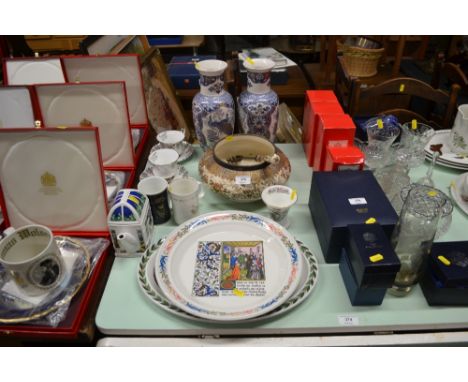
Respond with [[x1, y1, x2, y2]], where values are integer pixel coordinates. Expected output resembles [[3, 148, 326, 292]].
[[302, 90, 364, 171]]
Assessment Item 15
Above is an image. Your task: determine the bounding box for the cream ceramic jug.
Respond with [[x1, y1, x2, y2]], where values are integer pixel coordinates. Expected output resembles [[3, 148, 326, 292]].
[[449, 105, 468, 155]]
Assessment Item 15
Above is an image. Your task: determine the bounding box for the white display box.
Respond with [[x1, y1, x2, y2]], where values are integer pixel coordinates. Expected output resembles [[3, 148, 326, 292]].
[[3, 57, 66, 85], [0, 86, 36, 128]]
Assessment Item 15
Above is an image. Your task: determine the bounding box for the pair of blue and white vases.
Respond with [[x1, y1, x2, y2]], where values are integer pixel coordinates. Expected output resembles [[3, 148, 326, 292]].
[[192, 58, 279, 150]]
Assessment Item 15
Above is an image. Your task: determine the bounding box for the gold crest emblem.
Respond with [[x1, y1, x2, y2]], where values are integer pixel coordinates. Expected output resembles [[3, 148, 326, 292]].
[[41, 172, 56, 187]]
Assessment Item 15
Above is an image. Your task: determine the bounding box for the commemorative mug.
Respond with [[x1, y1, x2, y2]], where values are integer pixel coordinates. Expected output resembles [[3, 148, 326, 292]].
[[137, 176, 171, 224], [261, 185, 297, 228], [148, 148, 179, 179], [157, 130, 185, 155], [0, 224, 64, 296], [168, 177, 204, 225]]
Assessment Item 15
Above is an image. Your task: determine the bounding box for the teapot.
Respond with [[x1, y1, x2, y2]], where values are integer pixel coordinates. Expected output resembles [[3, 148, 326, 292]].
[[449, 105, 468, 155], [199, 134, 291, 202]]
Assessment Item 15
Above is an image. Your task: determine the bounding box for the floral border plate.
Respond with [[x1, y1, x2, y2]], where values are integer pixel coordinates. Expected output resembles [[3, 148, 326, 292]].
[[138, 238, 318, 323], [153, 211, 303, 321], [0, 237, 91, 324]]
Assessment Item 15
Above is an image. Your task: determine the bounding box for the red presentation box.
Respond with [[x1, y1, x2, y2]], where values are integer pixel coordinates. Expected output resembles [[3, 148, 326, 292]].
[[313, 114, 356, 171], [324, 146, 365, 171]]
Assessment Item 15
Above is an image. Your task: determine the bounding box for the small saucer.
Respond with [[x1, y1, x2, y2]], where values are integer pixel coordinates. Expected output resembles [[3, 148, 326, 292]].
[[0, 237, 91, 324], [151, 141, 194, 163], [139, 164, 189, 182]]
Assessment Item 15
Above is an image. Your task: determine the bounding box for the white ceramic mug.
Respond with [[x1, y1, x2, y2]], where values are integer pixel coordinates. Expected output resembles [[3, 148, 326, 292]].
[[148, 148, 179, 179], [168, 177, 204, 225], [261, 185, 297, 227], [157, 130, 185, 155], [0, 225, 64, 296]]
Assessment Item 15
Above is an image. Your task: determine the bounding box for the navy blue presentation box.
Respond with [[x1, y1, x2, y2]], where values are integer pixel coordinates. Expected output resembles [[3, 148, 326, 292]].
[[339, 250, 387, 306], [167, 55, 216, 89], [346, 224, 400, 288], [420, 241, 468, 306], [309, 171, 398, 263]]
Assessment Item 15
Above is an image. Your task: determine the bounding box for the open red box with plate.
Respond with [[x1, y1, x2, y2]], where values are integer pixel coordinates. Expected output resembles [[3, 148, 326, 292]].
[[2, 56, 66, 86], [34, 81, 137, 187], [0, 127, 111, 340], [61, 54, 150, 164]]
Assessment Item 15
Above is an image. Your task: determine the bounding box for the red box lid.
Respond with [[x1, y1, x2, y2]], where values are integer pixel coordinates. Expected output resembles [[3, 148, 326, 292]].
[[61, 54, 148, 128], [327, 146, 365, 163], [35, 81, 135, 170], [318, 113, 355, 129], [0, 128, 109, 236], [305, 90, 338, 104], [2, 57, 66, 86]]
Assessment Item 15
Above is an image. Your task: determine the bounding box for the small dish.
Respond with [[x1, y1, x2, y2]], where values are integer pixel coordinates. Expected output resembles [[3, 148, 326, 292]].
[[0, 236, 91, 324], [151, 141, 194, 163]]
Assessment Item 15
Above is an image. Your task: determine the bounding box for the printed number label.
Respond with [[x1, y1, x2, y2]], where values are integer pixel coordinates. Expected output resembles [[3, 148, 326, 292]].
[[348, 197, 367, 205], [338, 315, 359, 326], [235, 175, 251, 185]]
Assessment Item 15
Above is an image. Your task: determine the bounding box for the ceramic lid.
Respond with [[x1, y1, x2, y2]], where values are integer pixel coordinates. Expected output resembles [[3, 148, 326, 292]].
[[4, 58, 65, 85], [0, 87, 35, 128], [0, 128, 108, 233], [62, 55, 148, 126], [108, 189, 146, 223], [35, 82, 134, 168]]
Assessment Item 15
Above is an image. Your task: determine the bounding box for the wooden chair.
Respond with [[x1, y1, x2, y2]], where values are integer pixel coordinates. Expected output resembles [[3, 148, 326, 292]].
[[349, 77, 460, 130], [432, 60, 468, 95]]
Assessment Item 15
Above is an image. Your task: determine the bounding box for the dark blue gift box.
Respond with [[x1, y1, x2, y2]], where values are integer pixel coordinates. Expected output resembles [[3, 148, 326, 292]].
[[308, 171, 398, 263], [167, 55, 216, 89], [346, 224, 400, 288], [420, 241, 468, 306], [339, 250, 387, 306]]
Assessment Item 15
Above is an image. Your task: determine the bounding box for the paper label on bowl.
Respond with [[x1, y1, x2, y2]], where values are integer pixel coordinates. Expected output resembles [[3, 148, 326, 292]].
[[235, 175, 251, 185], [348, 197, 367, 205], [328, 140, 348, 148]]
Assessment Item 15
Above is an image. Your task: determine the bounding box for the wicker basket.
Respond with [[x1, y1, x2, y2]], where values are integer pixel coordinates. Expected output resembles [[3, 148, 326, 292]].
[[338, 41, 384, 78]]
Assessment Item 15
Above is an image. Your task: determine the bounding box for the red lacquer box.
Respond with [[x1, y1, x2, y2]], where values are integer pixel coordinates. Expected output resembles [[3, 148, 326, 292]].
[[313, 114, 356, 171], [324, 146, 365, 171], [303, 103, 343, 167]]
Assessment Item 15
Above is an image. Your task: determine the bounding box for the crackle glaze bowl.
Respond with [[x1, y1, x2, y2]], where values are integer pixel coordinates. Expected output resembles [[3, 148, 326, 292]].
[[199, 134, 291, 202]]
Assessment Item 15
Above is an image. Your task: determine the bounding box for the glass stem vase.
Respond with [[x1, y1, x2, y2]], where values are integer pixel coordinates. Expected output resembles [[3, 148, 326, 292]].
[[238, 58, 279, 142]]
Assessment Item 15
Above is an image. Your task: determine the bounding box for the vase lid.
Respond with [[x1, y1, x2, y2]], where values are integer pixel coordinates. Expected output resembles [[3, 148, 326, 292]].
[[243, 58, 276, 73], [195, 59, 227, 76]]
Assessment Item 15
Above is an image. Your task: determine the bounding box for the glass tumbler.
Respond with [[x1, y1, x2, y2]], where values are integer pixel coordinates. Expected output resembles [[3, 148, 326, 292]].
[[390, 186, 447, 296], [398, 121, 435, 168], [364, 117, 401, 170]]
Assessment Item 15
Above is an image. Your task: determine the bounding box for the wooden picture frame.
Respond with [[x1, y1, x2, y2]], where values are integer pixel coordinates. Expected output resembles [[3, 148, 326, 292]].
[[140, 47, 190, 140]]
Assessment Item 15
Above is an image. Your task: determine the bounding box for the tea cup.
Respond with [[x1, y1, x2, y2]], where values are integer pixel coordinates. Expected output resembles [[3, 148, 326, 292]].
[[261, 185, 297, 227], [157, 130, 185, 155], [148, 148, 179, 179]]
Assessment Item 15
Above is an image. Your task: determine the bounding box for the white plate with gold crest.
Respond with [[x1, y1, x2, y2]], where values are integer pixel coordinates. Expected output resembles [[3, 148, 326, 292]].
[[153, 211, 303, 321], [138, 238, 318, 323]]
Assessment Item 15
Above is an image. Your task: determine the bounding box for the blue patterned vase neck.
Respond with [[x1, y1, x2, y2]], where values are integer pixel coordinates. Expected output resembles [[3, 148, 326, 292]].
[[200, 74, 225, 96], [247, 70, 271, 95]]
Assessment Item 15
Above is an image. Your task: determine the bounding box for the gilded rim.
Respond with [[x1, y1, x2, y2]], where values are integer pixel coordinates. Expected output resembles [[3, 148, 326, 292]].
[[0, 237, 91, 324]]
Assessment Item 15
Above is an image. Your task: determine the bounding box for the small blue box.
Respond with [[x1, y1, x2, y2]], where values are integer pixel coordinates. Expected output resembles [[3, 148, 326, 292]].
[[167, 55, 216, 89], [147, 36, 183, 46], [420, 241, 468, 306], [308, 171, 398, 263], [339, 250, 387, 306], [346, 224, 400, 288]]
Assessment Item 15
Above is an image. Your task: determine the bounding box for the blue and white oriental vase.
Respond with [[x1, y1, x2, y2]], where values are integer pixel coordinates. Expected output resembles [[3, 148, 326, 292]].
[[238, 58, 279, 142], [192, 60, 235, 151]]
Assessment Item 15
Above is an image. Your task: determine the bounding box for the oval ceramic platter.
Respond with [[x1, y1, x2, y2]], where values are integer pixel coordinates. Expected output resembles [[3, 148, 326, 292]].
[[138, 238, 318, 323], [153, 211, 303, 321], [425, 130, 468, 170], [0, 237, 90, 324]]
